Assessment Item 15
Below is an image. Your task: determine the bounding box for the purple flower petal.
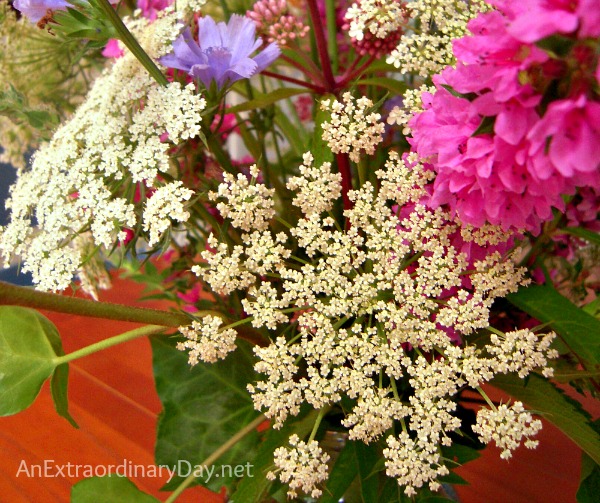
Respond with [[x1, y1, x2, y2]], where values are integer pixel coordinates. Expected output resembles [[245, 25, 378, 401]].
[[160, 15, 280, 90], [14, 0, 71, 22]]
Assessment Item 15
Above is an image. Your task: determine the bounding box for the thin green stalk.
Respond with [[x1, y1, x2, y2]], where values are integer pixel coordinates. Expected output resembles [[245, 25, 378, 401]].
[[54, 325, 164, 364], [95, 0, 168, 86], [308, 408, 326, 442], [325, 0, 338, 73], [165, 414, 266, 503], [476, 386, 497, 410]]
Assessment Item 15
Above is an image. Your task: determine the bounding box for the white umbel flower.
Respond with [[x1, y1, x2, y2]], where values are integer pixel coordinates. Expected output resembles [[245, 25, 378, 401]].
[[177, 316, 237, 365], [143, 181, 193, 246], [473, 402, 543, 460], [267, 434, 330, 499], [320, 93, 385, 162], [210, 166, 275, 232]]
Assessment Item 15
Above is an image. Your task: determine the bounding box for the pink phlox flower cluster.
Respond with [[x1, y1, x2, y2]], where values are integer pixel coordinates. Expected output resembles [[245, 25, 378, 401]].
[[409, 0, 600, 233]]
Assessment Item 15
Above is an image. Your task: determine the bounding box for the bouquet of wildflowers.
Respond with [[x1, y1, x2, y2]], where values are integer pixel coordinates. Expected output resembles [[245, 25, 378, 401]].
[[1, 0, 599, 500]]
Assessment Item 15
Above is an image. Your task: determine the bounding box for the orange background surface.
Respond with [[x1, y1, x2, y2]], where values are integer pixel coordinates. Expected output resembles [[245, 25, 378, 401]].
[[1, 277, 599, 503]]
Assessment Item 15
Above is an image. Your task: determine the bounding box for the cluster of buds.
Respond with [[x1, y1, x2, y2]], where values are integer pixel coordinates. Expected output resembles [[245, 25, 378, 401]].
[[247, 0, 309, 46]]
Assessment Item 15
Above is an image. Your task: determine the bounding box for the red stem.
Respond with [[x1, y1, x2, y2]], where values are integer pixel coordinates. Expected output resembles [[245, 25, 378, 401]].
[[306, 0, 336, 92], [336, 152, 353, 211], [261, 71, 325, 93], [337, 54, 377, 89], [281, 54, 325, 86]]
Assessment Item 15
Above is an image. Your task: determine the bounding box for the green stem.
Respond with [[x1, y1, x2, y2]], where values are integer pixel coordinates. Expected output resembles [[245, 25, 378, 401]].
[[308, 408, 326, 442], [96, 0, 168, 86], [476, 386, 496, 410], [0, 281, 269, 346], [54, 324, 164, 365], [164, 414, 266, 503], [325, 0, 338, 74], [0, 281, 190, 326]]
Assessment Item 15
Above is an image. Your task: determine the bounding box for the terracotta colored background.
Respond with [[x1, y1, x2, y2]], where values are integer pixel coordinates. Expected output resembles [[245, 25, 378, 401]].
[[0, 277, 598, 502]]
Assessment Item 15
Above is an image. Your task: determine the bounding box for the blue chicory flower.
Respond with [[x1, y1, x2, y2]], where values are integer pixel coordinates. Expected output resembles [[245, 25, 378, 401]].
[[159, 14, 280, 90], [13, 0, 72, 22]]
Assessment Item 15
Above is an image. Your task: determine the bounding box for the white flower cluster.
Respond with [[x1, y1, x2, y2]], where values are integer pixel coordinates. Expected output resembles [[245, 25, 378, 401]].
[[487, 329, 559, 378], [473, 402, 543, 460], [387, 0, 490, 76], [286, 152, 342, 217], [320, 93, 385, 162], [345, 0, 406, 41], [129, 82, 206, 182], [143, 181, 194, 247], [209, 166, 275, 232], [177, 315, 237, 365], [267, 434, 331, 499], [384, 432, 449, 496], [196, 151, 556, 495], [0, 7, 205, 292], [387, 85, 436, 135]]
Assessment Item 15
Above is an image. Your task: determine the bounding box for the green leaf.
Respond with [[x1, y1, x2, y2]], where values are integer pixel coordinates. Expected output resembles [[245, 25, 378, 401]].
[[227, 88, 309, 114], [230, 408, 320, 502], [578, 453, 600, 502], [320, 439, 360, 503], [577, 420, 600, 502], [357, 78, 408, 96], [0, 85, 59, 131], [507, 285, 600, 366], [491, 373, 600, 465], [353, 441, 380, 503], [309, 97, 335, 167], [274, 108, 305, 156], [0, 306, 62, 416], [51, 363, 78, 428], [471, 115, 495, 137], [151, 335, 260, 493], [563, 227, 600, 247], [441, 443, 481, 465], [582, 296, 600, 318], [71, 475, 159, 503]]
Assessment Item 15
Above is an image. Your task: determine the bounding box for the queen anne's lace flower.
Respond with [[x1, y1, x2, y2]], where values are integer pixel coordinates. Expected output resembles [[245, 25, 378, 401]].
[[473, 402, 543, 460], [0, 3, 204, 291], [267, 434, 330, 499], [286, 152, 342, 216], [198, 156, 557, 495], [344, 0, 407, 57], [384, 432, 449, 496], [321, 93, 385, 162], [209, 166, 275, 232], [143, 181, 194, 247], [177, 316, 237, 365]]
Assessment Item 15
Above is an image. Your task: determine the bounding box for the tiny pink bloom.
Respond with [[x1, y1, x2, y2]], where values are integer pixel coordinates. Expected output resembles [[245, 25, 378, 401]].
[[137, 0, 172, 20], [102, 39, 124, 59]]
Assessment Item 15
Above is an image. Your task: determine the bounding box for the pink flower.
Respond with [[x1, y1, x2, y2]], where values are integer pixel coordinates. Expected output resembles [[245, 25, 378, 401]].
[[504, 0, 580, 43], [409, 0, 600, 233], [137, 0, 172, 20], [528, 96, 600, 179], [102, 39, 124, 59]]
